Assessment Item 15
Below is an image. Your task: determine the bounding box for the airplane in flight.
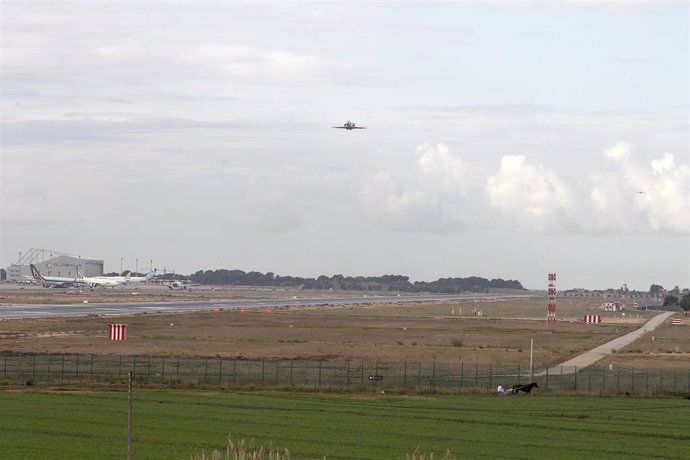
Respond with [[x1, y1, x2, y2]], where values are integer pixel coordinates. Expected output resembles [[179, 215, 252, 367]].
[[333, 120, 366, 130], [29, 264, 82, 288]]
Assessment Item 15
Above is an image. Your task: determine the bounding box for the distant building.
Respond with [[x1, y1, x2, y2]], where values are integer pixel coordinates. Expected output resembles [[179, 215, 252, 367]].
[[602, 301, 624, 312], [6, 248, 103, 282]]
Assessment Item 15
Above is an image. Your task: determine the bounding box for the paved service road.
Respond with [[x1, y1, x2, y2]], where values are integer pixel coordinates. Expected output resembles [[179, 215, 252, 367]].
[[0, 293, 531, 320], [542, 311, 675, 375]]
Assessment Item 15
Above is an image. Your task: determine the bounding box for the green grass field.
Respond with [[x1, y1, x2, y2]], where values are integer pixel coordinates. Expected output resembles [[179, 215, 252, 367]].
[[1, 390, 688, 459]]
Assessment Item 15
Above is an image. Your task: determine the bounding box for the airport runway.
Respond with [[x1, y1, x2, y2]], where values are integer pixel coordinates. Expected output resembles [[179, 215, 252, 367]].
[[0, 293, 529, 320]]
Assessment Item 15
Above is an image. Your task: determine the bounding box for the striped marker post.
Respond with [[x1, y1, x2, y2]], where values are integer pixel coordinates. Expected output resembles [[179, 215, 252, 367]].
[[671, 318, 682, 326], [109, 324, 128, 341], [584, 315, 601, 324]]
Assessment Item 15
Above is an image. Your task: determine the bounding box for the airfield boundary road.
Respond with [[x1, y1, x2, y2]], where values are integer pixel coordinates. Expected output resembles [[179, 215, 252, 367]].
[[544, 311, 676, 374]]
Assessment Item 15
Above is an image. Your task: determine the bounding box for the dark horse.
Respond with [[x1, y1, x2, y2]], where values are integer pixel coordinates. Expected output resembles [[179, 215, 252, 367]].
[[511, 382, 539, 395]]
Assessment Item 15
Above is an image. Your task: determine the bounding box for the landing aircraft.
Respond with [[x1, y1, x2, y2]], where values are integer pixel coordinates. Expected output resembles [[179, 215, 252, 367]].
[[29, 264, 82, 288], [333, 120, 366, 130]]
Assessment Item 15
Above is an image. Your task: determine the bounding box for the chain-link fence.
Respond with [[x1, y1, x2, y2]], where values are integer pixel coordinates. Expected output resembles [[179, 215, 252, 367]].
[[1, 352, 688, 395]]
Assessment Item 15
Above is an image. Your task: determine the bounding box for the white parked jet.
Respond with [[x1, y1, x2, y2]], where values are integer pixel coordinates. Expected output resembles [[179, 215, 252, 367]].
[[123, 269, 156, 284], [77, 268, 130, 288]]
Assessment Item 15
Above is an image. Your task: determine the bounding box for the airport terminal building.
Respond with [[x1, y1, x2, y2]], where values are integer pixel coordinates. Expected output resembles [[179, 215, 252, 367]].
[[6, 248, 104, 282]]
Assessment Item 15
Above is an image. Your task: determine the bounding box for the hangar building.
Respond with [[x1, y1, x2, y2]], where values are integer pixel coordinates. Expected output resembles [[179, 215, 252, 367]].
[[6, 248, 104, 282]]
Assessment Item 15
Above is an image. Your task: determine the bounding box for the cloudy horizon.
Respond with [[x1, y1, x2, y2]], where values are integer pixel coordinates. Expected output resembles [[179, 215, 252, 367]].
[[1, 1, 688, 291]]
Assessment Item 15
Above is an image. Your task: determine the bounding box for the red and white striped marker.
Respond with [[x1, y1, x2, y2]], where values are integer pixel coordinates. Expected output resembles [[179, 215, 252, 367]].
[[671, 318, 682, 326], [584, 315, 601, 324], [109, 323, 128, 341]]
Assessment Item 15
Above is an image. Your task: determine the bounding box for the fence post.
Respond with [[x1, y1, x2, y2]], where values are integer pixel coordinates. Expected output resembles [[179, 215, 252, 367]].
[[417, 362, 421, 389], [402, 361, 407, 389], [573, 366, 577, 391], [347, 361, 350, 391], [432, 361, 436, 392], [488, 364, 492, 394], [674, 368, 677, 393], [588, 366, 592, 393]]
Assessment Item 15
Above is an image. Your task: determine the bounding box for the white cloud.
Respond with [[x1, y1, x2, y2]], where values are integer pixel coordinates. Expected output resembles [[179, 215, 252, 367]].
[[417, 143, 464, 188], [589, 147, 689, 234], [485, 155, 573, 232], [355, 143, 472, 231]]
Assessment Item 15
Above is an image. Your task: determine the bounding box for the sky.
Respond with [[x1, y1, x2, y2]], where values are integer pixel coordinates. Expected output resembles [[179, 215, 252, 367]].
[[1, 0, 688, 291]]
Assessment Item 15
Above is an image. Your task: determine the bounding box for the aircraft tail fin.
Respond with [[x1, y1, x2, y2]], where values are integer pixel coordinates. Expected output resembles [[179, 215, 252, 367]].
[[30, 264, 45, 281]]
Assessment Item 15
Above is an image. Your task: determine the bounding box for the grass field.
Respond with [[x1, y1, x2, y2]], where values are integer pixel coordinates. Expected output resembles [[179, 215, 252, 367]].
[[1, 390, 689, 459]]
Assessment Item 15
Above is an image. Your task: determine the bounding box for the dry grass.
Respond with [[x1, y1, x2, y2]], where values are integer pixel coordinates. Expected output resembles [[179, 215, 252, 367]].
[[191, 434, 290, 460], [1, 286, 686, 369]]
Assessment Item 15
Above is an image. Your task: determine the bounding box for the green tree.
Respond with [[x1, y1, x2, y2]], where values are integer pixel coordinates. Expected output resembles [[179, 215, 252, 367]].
[[663, 294, 679, 307], [680, 294, 690, 316]]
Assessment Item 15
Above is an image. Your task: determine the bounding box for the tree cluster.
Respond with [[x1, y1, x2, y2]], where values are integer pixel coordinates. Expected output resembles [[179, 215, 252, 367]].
[[188, 269, 524, 293]]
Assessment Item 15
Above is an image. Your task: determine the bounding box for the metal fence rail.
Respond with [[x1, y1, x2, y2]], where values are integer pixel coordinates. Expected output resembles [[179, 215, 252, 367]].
[[1, 352, 688, 395]]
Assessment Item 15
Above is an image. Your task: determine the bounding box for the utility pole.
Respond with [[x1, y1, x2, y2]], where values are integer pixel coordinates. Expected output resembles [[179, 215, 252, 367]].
[[529, 339, 534, 382], [128, 371, 133, 460]]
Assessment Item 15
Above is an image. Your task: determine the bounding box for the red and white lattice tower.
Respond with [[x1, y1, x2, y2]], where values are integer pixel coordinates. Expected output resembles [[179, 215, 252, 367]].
[[547, 273, 557, 324]]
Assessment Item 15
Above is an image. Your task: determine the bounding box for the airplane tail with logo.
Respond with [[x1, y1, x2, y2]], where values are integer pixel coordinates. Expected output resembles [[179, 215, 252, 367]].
[[30, 264, 46, 282]]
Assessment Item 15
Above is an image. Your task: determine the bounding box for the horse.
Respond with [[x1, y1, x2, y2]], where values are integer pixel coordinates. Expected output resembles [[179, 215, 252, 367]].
[[510, 382, 539, 395]]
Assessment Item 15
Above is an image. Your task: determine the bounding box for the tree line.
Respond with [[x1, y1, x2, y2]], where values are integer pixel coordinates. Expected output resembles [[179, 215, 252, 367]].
[[187, 269, 524, 293]]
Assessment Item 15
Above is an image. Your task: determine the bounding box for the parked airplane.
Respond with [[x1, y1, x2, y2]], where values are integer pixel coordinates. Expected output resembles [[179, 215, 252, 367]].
[[333, 120, 366, 130], [77, 267, 130, 288], [124, 269, 156, 284], [29, 264, 82, 288]]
